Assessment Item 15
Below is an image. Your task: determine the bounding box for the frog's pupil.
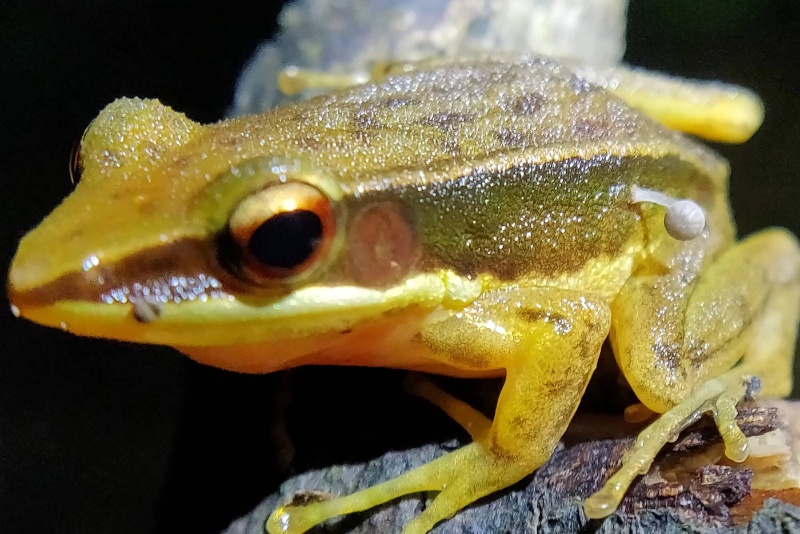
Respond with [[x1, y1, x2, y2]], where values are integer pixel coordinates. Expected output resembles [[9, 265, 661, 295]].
[[248, 210, 323, 270]]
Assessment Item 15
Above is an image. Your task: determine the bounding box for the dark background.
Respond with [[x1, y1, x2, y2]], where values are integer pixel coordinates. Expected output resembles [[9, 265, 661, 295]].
[[1, 1, 798, 533]]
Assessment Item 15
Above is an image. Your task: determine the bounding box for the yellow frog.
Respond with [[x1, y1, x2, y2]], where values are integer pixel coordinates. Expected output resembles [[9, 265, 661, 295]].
[[7, 56, 800, 533]]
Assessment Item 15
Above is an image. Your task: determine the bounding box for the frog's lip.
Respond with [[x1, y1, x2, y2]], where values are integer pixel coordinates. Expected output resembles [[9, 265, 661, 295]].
[[8, 274, 449, 347]]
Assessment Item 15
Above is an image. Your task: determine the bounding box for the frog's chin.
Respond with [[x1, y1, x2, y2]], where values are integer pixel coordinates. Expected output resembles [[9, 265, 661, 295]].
[[13, 297, 444, 375]]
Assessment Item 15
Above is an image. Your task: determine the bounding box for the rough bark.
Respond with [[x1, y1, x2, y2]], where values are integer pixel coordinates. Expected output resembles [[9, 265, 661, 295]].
[[223, 402, 800, 534]]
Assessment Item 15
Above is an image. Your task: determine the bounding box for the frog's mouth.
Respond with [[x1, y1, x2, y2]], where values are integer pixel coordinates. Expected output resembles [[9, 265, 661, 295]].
[[8, 250, 449, 349]]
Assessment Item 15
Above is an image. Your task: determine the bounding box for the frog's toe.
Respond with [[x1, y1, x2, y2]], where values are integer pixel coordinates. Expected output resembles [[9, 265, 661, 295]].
[[711, 378, 750, 462], [583, 370, 754, 519], [265, 442, 523, 534], [398, 481, 483, 534]]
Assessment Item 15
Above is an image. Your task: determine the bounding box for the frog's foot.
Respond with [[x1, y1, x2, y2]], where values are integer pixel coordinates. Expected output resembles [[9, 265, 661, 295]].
[[276, 60, 430, 96], [583, 369, 754, 519], [268, 288, 611, 534], [266, 442, 531, 534], [278, 66, 369, 95]]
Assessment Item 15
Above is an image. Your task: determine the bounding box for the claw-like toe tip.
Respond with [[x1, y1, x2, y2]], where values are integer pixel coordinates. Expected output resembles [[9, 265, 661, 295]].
[[583, 493, 616, 519], [725, 439, 749, 463], [266, 507, 290, 534]]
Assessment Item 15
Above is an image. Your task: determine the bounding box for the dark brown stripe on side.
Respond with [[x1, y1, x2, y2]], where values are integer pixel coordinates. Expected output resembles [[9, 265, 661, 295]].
[[9, 237, 233, 309]]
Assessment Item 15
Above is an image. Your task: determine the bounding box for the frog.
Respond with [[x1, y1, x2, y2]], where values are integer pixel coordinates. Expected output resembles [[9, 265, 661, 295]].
[[7, 55, 800, 534]]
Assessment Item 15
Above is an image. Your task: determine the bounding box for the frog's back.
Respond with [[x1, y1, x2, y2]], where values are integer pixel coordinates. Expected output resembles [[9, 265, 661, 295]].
[[227, 57, 730, 286], [233, 56, 728, 187]]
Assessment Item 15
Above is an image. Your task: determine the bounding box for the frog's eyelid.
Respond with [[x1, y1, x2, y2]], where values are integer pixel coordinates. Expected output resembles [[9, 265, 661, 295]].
[[630, 185, 706, 241]]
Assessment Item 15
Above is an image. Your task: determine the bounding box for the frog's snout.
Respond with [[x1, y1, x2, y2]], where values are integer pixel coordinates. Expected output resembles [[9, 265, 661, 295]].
[[7, 239, 112, 328], [7, 251, 50, 319], [8, 254, 43, 292]]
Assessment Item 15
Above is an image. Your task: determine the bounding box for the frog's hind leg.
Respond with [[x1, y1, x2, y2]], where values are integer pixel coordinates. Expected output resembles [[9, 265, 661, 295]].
[[574, 64, 764, 143], [585, 228, 800, 518], [277, 66, 370, 96], [267, 288, 611, 534]]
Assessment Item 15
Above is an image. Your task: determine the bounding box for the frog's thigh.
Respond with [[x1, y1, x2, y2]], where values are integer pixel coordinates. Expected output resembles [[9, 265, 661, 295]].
[[582, 65, 764, 143], [266, 288, 610, 534], [584, 229, 800, 519], [616, 228, 800, 411]]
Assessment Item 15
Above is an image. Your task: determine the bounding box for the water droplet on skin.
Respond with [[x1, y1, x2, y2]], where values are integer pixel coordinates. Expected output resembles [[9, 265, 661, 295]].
[[82, 255, 100, 271], [10, 305, 20, 318]]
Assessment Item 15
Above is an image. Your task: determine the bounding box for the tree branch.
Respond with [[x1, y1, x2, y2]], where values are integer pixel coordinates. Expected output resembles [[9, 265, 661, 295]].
[[223, 402, 800, 534]]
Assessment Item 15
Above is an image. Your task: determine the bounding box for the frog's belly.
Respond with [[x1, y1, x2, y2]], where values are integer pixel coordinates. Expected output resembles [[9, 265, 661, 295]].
[[177, 306, 504, 378]]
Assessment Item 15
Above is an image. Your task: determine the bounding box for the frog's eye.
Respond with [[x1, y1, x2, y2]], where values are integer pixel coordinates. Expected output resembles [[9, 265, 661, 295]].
[[226, 182, 336, 283], [69, 123, 93, 185], [68, 140, 83, 185]]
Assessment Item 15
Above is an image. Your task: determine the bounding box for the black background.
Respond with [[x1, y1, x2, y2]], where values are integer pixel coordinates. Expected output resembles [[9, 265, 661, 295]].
[[1, 1, 799, 533]]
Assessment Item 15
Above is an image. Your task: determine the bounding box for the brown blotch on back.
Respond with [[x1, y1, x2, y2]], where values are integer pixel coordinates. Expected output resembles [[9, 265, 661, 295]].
[[380, 97, 418, 110], [353, 108, 385, 131], [507, 92, 545, 116], [416, 111, 477, 132], [350, 108, 386, 147], [441, 137, 461, 157], [573, 115, 615, 141], [495, 127, 533, 148]]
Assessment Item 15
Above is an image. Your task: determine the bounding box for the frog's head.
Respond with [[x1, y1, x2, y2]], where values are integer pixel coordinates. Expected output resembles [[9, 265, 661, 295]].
[[8, 98, 452, 371]]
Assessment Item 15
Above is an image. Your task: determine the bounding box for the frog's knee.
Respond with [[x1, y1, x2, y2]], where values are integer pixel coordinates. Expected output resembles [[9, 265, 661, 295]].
[[761, 228, 800, 283]]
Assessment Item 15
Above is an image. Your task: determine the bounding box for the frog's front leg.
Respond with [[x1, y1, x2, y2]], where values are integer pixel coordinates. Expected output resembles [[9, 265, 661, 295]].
[[266, 288, 611, 534], [585, 229, 800, 518]]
